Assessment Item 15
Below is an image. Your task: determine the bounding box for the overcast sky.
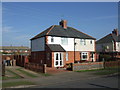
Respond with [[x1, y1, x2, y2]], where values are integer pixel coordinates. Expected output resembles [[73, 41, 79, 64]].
[[2, 2, 118, 47]]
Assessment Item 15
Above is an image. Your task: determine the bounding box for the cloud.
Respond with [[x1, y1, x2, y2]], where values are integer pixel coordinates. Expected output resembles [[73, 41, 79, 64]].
[[14, 34, 32, 40], [2, 26, 19, 33]]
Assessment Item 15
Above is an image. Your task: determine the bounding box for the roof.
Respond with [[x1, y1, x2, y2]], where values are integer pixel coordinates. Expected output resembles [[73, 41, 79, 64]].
[[0, 46, 30, 50], [31, 25, 96, 40], [47, 44, 65, 52], [96, 33, 120, 44]]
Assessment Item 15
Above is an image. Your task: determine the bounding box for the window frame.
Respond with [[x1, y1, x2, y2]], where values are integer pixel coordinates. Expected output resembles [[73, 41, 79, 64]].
[[81, 52, 88, 60], [51, 36, 54, 42], [80, 39, 86, 45], [61, 37, 68, 45]]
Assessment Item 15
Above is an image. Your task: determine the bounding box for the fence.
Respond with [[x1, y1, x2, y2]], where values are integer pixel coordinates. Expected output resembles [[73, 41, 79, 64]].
[[14, 55, 29, 67], [24, 63, 46, 73], [71, 60, 120, 71], [105, 60, 120, 68]]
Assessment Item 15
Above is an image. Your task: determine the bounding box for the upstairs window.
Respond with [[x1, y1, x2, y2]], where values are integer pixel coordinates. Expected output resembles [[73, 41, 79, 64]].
[[61, 37, 68, 45], [51, 37, 54, 42], [80, 39, 86, 45], [90, 40, 92, 44]]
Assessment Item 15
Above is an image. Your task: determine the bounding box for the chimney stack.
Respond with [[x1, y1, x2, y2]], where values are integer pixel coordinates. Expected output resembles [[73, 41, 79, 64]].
[[59, 20, 67, 29], [112, 29, 119, 36]]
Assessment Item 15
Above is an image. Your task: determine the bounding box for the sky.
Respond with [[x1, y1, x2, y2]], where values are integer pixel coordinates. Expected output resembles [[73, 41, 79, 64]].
[[2, 2, 118, 47]]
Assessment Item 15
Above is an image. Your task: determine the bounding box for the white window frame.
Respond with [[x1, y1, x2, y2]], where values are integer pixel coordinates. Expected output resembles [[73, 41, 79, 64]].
[[66, 52, 68, 61], [51, 36, 54, 42], [80, 39, 86, 45], [61, 37, 68, 45], [81, 52, 88, 60], [54, 52, 63, 67]]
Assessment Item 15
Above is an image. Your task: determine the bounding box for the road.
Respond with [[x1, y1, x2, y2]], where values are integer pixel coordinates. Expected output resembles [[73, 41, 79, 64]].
[[30, 72, 119, 89]]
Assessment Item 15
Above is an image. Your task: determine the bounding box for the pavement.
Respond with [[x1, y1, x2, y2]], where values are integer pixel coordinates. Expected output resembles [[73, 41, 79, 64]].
[[2, 66, 120, 89]]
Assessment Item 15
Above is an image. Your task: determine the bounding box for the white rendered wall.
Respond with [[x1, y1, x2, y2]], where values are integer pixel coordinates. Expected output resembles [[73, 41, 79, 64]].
[[48, 36, 74, 51], [75, 39, 95, 52], [31, 37, 45, 51], [116, 42, 120, 52], [48, 36, 95, 52]]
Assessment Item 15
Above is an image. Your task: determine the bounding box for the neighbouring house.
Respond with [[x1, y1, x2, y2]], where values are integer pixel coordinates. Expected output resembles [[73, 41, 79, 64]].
[[0, 46, 30, 55], [30, 20, 96, 68], [0, 46, 30, 62], [96, 29, 120, 60], [96, 29, 120, 52]]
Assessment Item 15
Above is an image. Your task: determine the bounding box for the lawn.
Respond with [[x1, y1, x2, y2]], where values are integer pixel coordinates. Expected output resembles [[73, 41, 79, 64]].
[[2, 81, 35, 88], [2, 69, 23, 80], [94, 67, 119, 75], [76, 67, 119, 75], [16, 68, 38, 78]]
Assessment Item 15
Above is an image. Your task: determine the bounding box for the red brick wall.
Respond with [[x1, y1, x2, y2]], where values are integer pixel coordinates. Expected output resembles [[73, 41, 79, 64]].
[[30, 51, 45, 66]]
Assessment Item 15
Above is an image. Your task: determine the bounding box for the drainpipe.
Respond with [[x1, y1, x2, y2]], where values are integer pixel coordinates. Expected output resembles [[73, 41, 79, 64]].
[[74, 38, 77, 63]]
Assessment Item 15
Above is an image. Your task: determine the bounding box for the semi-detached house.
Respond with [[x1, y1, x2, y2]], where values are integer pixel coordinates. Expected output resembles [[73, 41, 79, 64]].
[[96, 29, 120, 52], [30, 20, 96, 68]]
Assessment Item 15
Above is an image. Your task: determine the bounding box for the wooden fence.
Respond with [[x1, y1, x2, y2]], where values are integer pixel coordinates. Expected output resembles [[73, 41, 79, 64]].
[[14, 55, 29, 67], [105, 60, 120, 68]]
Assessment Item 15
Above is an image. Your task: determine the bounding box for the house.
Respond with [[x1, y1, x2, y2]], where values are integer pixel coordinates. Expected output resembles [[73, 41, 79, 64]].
[[96, 29, 120, 60], [30, 20, 96, 68], [96, 29, 120, 52], [0, 46, 30, 55], [0, 46, 30, 62]]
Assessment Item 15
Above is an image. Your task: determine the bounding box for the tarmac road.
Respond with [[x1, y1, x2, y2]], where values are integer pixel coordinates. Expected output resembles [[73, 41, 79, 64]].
[[30, 72, 119, 89]]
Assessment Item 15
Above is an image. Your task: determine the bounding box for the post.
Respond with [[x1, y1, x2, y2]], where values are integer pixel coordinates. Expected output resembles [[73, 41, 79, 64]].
[[2, 63, 5, 76], [71, 63, 73, 71], [43, 64, 47, 74], [102, 58, 105, 69], [13, 59, 16, 66]]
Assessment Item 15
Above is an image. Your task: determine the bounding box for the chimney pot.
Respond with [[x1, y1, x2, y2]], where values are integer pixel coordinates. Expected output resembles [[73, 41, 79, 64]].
[[59, 20, 67, 29], [112, 29, 119, 36]]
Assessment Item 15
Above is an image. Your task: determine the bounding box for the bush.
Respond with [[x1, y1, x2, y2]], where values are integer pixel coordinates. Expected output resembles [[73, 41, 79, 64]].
[[99, 54, 111, 61]]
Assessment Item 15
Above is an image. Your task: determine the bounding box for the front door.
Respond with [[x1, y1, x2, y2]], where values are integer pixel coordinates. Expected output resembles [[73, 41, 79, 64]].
[[54, 52, 63, 67]]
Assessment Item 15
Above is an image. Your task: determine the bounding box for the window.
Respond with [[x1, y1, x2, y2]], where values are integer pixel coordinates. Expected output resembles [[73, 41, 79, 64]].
[[90, 40, 92, 44], [80, 39, 86, 45], [61, 38, 68, 45], [56, 53, 58, 60], [81, 52, 88, 60], [60, 53, 62, 60], [51, 37, 54, 42], [66, 52, 68, 61]]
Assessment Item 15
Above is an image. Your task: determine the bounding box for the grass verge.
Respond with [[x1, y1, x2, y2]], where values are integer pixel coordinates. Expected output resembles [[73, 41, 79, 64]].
[[94, 67, 119, 75], [76, 67, 119, 75], [16, 68, 38, 78], [2, 81, 35, 88], [2, 69, 23, 80]]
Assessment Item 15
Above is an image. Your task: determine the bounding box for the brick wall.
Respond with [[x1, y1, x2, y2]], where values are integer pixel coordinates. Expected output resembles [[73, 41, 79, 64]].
[[24, 63, 46, 73], [30, 51, 45, 65], [71, 60, 120, 71], [72, 62, 104, 71]]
